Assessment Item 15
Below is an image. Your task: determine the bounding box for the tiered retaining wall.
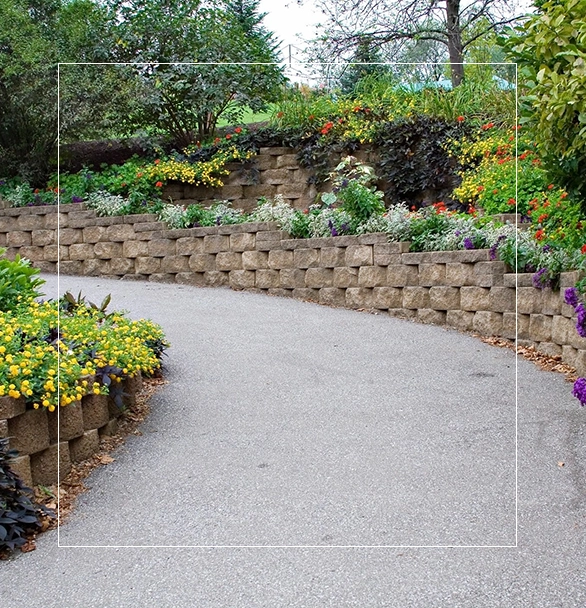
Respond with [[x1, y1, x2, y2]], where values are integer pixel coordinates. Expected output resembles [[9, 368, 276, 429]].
[[1, 374, 142, 486], [2, 204, 586, 378]]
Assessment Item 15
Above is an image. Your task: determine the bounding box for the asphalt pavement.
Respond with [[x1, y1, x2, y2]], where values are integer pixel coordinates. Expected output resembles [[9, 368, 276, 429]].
[[1, 274, 585, 607]]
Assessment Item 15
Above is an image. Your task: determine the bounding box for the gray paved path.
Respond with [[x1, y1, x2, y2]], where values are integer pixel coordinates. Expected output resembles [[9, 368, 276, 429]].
[[1, 274, 585, 607]]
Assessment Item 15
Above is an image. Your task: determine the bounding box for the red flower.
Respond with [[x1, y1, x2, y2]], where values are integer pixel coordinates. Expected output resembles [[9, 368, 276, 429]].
[[481, 122, 494, 130], [154, 159, 160, 165], [214, 137, 221, 144], [477, 185, 485, 192], [538, 214, 548, 223], [338, 118, 344, 124], [308, 115, 314, 121], [353, 106, 361, 112], [493, 189, 499, 194], [234, 127, 242, 134], [410, 205, 417, 211], [457, 116, 465, 122], [581, 244, 586, 254], [560, 192, 568, 199], [225, 133, 232, 140], [155, 181, 163, 188], [303, 209, 309, 214], [547, 184, 554, 190], [277, 112, 284, 118], [508, 198, 516, 205], [535, 229, 545, 240], [468, 206, 476, 215]]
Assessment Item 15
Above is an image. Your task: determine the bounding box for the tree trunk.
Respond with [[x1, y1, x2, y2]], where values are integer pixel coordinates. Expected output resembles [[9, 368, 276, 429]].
[[446, 0, 464, 88]]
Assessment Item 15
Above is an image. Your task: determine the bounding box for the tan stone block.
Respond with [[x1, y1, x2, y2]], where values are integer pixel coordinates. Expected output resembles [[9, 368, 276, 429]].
[[358, 266, 386, 288], [256, 269, 280, 289], [7, 408, 50, 456], [0, 419, 7, 439], [374, 243, 405, 266], [536, 342, 563, 358], [160, 255, 189, 273], [529, 314, 552, 342], [203, 234, 229, 253], [276, 154, 299, 169], [552, 315, 573, 345], [18, 245, 44, 261], [216, 251, 242, 271], [176, 272, 205, 286], [345, 245, 373, 267], [69, 429, 100, 464], [541, 288, 562, 316], [189, 253, 216, 272], [230, 270, 256, 289], [8, 455, 33, 487], [388, 308, 417, 320], [106, 223, 136, 242], [305, 267, 333, 288], [217, 185, 243, 200], [204, 271, 229, 287], [320, 247, 346, 268], [0, 396, 26, 419], [149, 239, 176, 257], [333, 267, 359, 288], [419, 264, 446, 286], [261, 168, 292, 184], [83, 226, 108, 243], [569, 323, 586, 351], [562, 345, 578, 370], [17, 214, 45, 230], [417, 309, 446, 325], [31, 229, 54, 246], [242, 250, 268, 270], [446, 310, 475, 332], [294, 248, 320, 269], [81, 394, 110, 431], [372, 287, 402, 309], [460, 286, 490, 311], [280, 268, 306, 288], [176, 237, 204, 255], [387, 264, 418, 287], [346, 287, 373, 309], [7, 231, 31, 247], [99, 418, 119, 438], [0, 215, 17, 231], [429, 286, 460, 310], [30, 442, 71, 486], [242, 184, 278, 199], [473, 311, 503, 336], [517, 287, 542, 314], [575, 350, 586, 377], [445, 263, 475, 286], [293, 288, 320, 302], [69, 243, 95, 260], [489, 287, 516, 313], [268, 249, 293, 269], [47, 402, 84, 443], [59, 260, 84, 275], [121, 240, 147, 258], [502, 312, 530, 340], [109, 258, 135, 275], [44, 244, 69, 262], [319, 287, 346, 306], [94, 242, 123, 259], [81, 259, 110, 276], [230, 232, 256, 252], [402, 286, 430, 309], [45, 212, 67, 230]]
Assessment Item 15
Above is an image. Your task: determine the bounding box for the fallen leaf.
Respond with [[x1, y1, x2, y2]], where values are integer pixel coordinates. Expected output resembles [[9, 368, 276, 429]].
[[20, 541, 36, 553], [99, 455, 115, 464]]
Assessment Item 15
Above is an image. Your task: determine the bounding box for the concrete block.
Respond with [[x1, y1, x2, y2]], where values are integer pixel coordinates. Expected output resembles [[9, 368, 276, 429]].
[[242, 250, 269, 270], [256, 269, 280, 289], [7, 231, 31, 247], [319, 287, 346, 307], [529, 314, 553, 342], [123, 240, 148, 258], [135, 256, 161, 274], [502, 312, 530, 340], [345, 245, 373, 267], [536, 342, 563, 358], [176, 237, 204, 255], [82, 226, 108, 243], [460, 286, 490, 311], [541, 288, 562, 316], [402, 286, 430, 309], [99, 418, 119, 438], [472, 311, 503, 336], [372, 287, 403, 309], [8, 454, 33, 487], [68, 243, 95, 260], [30, 442, 71, 486], [160, 255, 189, 273], [417, 309, 446, 325], [517, 287, 541, 314], [280, 269, 306, 288], [388, 308, 417, 320], [230, 232, 256, 252], [429, 286, 460, 311], [489, 287, 516, 312], [82, 259, 111, 276], [229, 270, 256, 289], [94, 242, 123, 259], [268, 249, 293, 269], [293, 288, 320, 302], [294, 248, 320, 269], [31, 230, 55, 246], [358, 266, 387, 288], [0, 396, 26, 419], [446, 310, 475, 332], [387, 264, 418, 287], [305, 267, 334, 288], [333, 267, 359, 288], [44, 244, 69, 262], [203, 235, 230, 254], [216, 251, 242, 271], [346, 288, 373, 309], [552, 315, 573, 345], [105, 224, 135, 242], [148, 239, 176, 257], [445, 263, 475, 286], [7, 408, 50, 456], [81, 394, 110, 431], [47, 402, 84, 443], [261, 168, 292, 184], [69, 429, 100, 464], [320, 247, 346, 268], [419, 264, 446, 286], [17, 214, 45, 231], [175, 272, 206, 286], [562, 345, 578, 370], [189, 253, 216, 272], [204, 271, 229, 287]]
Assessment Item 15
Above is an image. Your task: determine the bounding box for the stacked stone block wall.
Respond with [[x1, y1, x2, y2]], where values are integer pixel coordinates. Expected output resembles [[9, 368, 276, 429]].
[[1, 374, 142, 486], [3, 204, 586, 378]]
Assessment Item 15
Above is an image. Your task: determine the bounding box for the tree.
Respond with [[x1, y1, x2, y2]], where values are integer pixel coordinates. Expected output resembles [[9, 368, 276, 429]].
[[110, 0, 286, 144], [302, 0, 525, 87], [505, 0, 586, 205], [338, 37, 390, 94]]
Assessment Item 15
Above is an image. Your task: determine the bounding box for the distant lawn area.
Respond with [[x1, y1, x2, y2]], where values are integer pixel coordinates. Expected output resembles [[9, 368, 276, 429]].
[[217, 105, 274, 127]]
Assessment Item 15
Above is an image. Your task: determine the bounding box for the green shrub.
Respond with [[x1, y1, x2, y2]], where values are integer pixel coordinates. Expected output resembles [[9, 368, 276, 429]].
[[0, 249, 44, 311]]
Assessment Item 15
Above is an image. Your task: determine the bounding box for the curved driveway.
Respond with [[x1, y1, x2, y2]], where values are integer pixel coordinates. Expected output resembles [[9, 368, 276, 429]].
[[2, 274, 585, 606]]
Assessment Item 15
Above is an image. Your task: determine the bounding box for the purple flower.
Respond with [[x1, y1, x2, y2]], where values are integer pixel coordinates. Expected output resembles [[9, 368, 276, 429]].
[[532, 268, 551, 290], [328, 219, 338, 237], [489, 235, 506, 260], [463, 237, 474, 250], [71, 196, 83, 203], [573, 377, 586, 406], [576, 303, 586, 338], [542, 244, 552, 253], [454, 230, 461, 237], [564, 287, 580, 308]]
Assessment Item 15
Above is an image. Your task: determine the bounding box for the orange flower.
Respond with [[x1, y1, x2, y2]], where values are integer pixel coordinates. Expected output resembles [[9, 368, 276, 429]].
[[560, 192, 568, 199], [155, 181, 163, 188], [535, 229, 545, 240], [234, 127, 242, 134], [277, 111, 284, 118], [477, 185, 484, 192], [493, 189, 498, 194], [457, 116, 465, 122], [154, 159, 160, 165], [508, 198, 516, 206], [581, 244, 586, 255], [538, 214, 548, 223], [225, 134, 232, 140], [547, 184, 554, 190]]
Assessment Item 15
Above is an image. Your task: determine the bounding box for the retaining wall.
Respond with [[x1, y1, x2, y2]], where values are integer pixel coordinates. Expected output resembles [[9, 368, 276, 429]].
[[2, 204, 586, 378], [1, 374, 142, 486]]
